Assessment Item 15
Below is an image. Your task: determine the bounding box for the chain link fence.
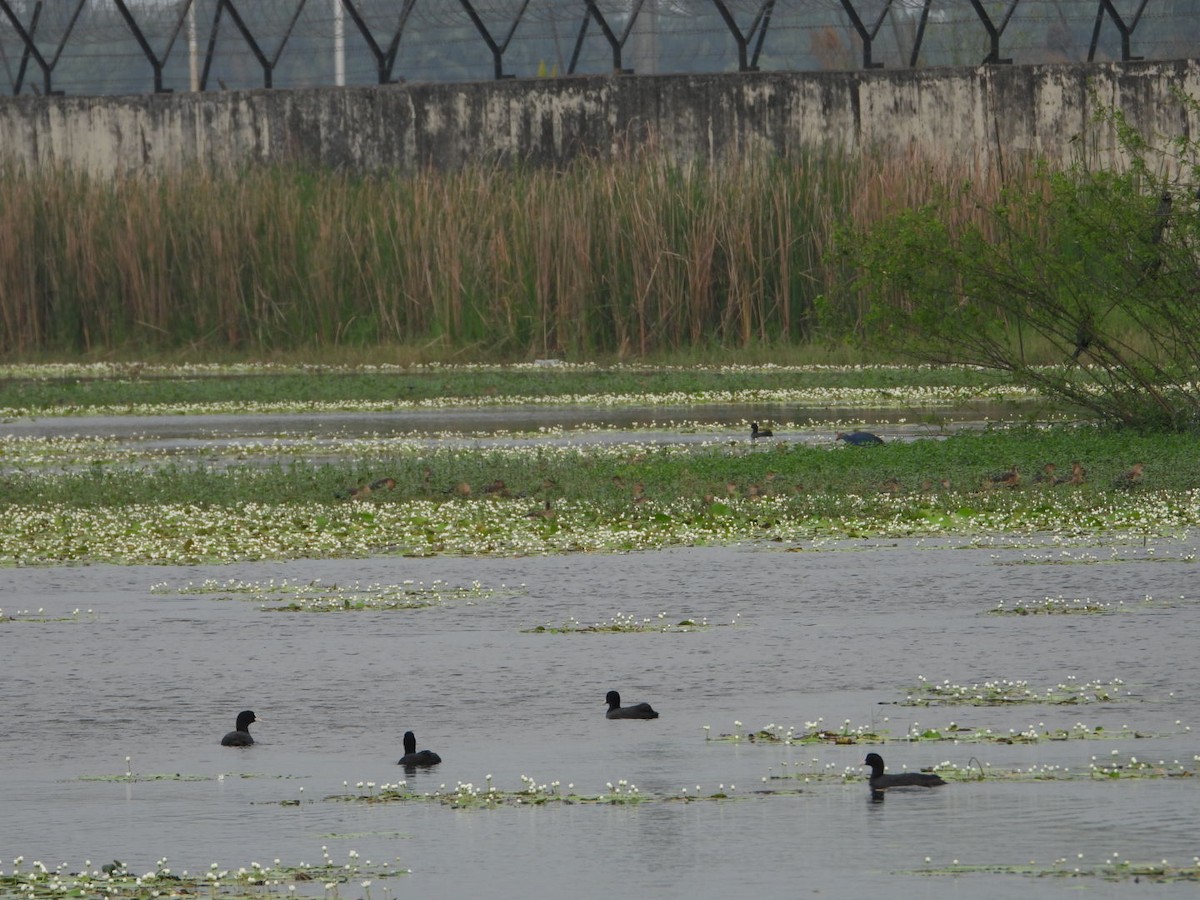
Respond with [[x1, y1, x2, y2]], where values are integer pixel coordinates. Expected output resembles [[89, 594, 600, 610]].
[[1, 0, 1197, 95]]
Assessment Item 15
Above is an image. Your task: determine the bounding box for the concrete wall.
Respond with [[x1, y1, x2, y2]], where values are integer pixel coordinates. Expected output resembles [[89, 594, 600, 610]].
[[1, 60, 1198, 175]]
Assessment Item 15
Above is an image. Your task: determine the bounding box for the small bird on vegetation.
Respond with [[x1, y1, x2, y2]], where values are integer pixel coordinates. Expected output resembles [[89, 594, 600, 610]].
[[751, 422, 773, 440], [336, 483, 371, 500], [880, 477, 903, 493], [863, 752, 946, 790], [1114, 462, 1145, 487], [1065, 465, 1094, 487], [369, 477, 397, 492], [482, 479, 510, 497], [525, 499, 555, 520], [836, 430, 884, 446], [1032, 463, 1058, 484], [397, 731, 441, 768], [983, 465, 1020, 489], [445, 481, 471, 497], [221, 710, 258, 747], [605, 690, 659, 720]]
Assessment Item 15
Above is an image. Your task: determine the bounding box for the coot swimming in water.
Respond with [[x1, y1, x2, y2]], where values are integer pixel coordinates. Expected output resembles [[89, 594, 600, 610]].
[[750, 422, 774, 440], [398, 731, 441, 767], [1114, 462, 1145, 487], [605, 690, 659, 719], [220, 710, 258, 747], [863, 752, 946, 789]]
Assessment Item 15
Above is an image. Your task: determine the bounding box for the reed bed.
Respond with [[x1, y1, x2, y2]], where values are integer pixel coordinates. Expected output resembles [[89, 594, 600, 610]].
[[0, 150, 1015, 356]]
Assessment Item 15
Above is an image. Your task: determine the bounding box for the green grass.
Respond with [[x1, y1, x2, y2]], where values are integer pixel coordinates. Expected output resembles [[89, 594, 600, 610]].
[[0, 426, 1189, 506], [0, 363, 1194, 565], [0, 424, 1196, 564]]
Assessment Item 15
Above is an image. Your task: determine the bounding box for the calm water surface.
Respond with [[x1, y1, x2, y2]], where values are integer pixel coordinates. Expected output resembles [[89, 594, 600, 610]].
[[3, 537, 1199, 899], [3, 400, 1030, 444]]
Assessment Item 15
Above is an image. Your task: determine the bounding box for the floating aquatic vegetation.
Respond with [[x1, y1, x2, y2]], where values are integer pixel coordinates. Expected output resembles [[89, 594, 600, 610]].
[[923, 750, 1198, 782], [762, 759, 853, 784], [705, 715, 1176, 748], [78, 757, 304, 783], [1087, 750, 1199, 779], [705, 719, 883, 745], [988, 594, 1142, 615], [0, 608, 95, 624], [0, 849, 406, 900], [151, 577, 515, 612], [0, 434, 143, 469], [78, 773, 214, 783], [326, 774, 745, 808], [912, 858, 1200, 882], [900, 675, 1130, 706], [1000, 547, 1200, 566], [897, 720, 1177, 744], [7, 488, 1200, 566], [992, 589, 1195, 617], [523, 611, 737, 634]]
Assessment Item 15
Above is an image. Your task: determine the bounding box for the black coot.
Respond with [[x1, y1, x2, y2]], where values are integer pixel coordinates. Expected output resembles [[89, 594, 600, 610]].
[[863, 752, 946, 789], [220, 710, 257, 747], [605, 690, 659, 719], [398, 731, 441, 767]]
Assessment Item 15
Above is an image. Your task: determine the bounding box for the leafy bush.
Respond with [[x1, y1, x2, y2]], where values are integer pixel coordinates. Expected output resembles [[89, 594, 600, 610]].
[[848, 100, 1200, 430]]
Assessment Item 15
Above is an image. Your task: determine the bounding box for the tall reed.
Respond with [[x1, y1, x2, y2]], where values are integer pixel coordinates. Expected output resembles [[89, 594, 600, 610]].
[[0, 149, 1015, 357]]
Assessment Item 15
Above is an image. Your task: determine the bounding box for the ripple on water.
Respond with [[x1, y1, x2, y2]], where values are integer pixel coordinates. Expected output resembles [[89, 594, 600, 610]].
[[2, 539, 1199, 899]]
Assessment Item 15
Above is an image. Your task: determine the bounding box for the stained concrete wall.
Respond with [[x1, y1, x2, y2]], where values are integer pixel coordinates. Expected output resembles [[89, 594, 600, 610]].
[[1, 60, 1198, 175]]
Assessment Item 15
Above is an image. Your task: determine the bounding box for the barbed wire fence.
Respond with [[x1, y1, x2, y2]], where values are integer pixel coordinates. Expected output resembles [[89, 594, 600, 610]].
[[0, 0, 1196, 96]]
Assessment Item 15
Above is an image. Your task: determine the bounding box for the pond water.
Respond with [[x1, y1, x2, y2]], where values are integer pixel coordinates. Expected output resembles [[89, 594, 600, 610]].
[[3, 535, 1199, 898], [3, 400, 1030, 444]]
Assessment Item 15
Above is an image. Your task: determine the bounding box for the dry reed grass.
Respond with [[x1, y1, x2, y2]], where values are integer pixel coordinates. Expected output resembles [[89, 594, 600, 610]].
[[0, 149, 1023, 356]]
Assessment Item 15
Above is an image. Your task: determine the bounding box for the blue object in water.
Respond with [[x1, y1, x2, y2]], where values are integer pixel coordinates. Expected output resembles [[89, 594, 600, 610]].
[[836, 430, 884, 446]]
